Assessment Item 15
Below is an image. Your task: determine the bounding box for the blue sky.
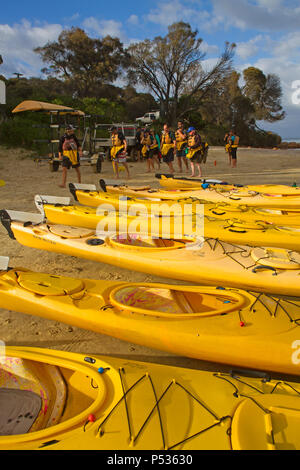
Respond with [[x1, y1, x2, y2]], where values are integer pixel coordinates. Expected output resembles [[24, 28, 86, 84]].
[[1, 0, 300, 138]]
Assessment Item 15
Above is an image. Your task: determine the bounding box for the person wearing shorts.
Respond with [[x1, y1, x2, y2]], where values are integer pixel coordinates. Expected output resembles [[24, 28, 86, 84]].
[[201, 141, 209, 164], [141, 128, 155, 172], [58, 124, 82, 188], [175, 122, 188, 173], [150, 129, 161, 169], [160, 123, 176, 173], [110, 126, 130, 179], [224, 132, 232, 164], [186, 127, 204, 177], [135, 126, 143, 162], [229, 130, 239, 168]]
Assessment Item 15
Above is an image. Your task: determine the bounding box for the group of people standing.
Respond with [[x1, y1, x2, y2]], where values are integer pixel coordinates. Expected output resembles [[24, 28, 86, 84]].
[[57, 122, 210, 186], [134, 122, 209, 178]]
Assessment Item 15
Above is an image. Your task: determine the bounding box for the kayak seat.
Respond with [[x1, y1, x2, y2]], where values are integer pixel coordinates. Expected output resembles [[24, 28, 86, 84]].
[[0, 389, 42, 435], [0, 356, 67, 433]]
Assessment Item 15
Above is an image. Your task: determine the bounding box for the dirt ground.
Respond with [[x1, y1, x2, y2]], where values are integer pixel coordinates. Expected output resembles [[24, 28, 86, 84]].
[[1, 145, 300, 373]]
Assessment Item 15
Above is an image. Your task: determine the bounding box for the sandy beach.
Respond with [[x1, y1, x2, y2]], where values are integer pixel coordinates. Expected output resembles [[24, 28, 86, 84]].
[[1, 144, 300, 374]]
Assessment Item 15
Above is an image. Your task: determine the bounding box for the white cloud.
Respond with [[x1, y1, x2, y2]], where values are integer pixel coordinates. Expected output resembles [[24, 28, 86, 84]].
[[0, 19, 63, 77], [146, 0, 210, 29], [127, 15, 139, 26], [236, 35, 263, 59], [210, 0, 300, 32], [82, 18, 124, 39]]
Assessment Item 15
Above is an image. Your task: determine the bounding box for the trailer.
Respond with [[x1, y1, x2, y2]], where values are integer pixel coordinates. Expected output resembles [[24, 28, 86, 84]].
[[91, 122, 139, 162], [11, 100, 104, 173]]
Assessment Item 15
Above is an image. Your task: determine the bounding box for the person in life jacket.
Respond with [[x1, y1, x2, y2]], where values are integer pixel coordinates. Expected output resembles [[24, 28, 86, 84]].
[[224, 132, 232, 162], [185, 127, 205, 177], [175, 121, 189, 173], [135, 126, 143, 162], [141, 128, 155, 172], [110, 126, 130, 179], [150, 128, 161, 170], [58, 124, 83, 188], [160, 123, 176, 173], [229, 129, 239, 168]]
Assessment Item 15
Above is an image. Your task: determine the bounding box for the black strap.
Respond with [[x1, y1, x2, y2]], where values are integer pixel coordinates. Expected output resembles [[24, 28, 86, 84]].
[[252, 265, 277, 275]]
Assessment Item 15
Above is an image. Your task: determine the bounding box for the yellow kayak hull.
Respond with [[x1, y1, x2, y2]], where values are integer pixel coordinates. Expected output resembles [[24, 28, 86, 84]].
[[71, 183, 300, 211], [40, 200, 300, 251], [95, 180, 300, 209], [157, 174, 300, 195], [69, 187, 300, 227], [2, 212, 300, 297], [1, 264, 300, 375], [2, 347, 300, 450]]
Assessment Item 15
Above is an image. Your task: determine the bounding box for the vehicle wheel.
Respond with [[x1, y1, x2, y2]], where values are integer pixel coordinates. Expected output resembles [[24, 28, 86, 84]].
[[129, 147, 137, 162], [50, 160, 60, 172], [96, 155, 102, 173]]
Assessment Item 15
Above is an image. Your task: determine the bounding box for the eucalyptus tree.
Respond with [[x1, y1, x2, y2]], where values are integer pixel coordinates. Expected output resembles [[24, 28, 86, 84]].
[[127, 22, 236, 124]]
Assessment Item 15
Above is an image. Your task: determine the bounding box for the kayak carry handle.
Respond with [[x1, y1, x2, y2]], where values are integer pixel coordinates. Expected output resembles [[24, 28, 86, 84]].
[[35, 195, 71, 216], [230, 368, 271, 382], [0, 210, 44, 239], [228, 228, 247, 233], [99, 179, 127, 190], [252, 265, 278, 276], [211, 210, 226, 216], [0, 210, 15, 239], [99, 179, 107, 192], [69, 182, 97, 201]]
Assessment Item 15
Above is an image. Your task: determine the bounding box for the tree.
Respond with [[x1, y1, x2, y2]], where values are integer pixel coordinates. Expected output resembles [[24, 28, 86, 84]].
[[243, 67, 285, 123], [34, 28, 129, 98], [198, 70, 242, 127], [127, 22, 235, 124]]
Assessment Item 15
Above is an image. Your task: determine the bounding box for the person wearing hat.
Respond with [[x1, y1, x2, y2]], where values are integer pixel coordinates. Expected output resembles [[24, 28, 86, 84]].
[[185, 127, 204, 177], [58, 124, 83, 188]]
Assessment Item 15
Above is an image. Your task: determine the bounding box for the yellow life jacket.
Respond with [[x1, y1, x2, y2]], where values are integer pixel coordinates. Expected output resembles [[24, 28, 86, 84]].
[[111, 132, 125, 159], [142, 134, 152, 146], [111, 133, 124, 148], [110, 146, 125, 159], [141, 134, 152, 157], [186, 133, 202, 159], [62, 136, 79, 165], [161, 131, 174, 156], [188, 134, 201, 149], [175, 129, 187, 151], [230, 136, 239, 149], [161, 132, 173, 145]]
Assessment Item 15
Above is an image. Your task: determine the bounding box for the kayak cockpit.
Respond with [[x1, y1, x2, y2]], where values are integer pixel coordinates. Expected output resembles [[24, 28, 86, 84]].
[[0, 355, 100, 436], [109, 284, 246, 319]]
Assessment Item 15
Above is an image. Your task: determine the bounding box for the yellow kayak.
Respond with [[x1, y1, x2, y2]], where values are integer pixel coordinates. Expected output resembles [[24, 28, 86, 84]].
[[2, 346, 300, 450], [70, 181, 300, 210], [36, 195, 300, 250], [2, 210, 300, 296], [157, 174, 300, 195], [1, 258, 300, 375], [0, 179, 5, 187], [205, 204, 300, 227], [69, 185, 300, 227]]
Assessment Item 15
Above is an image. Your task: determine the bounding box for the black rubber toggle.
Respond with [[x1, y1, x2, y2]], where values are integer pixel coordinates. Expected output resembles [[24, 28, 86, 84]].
[[86, 238, 105, 246]]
